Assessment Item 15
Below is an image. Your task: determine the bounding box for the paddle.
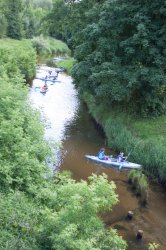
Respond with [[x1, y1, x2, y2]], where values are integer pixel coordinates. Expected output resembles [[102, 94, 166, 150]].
[[118, 140, 142, 170]]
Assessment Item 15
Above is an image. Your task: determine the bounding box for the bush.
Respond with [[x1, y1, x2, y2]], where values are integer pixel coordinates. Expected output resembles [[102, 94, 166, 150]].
[[0, 39, 36, 82], [148, 243, 160, 250], [31, 35, 70, 56], [0, 74, 50, 193], [0, 192, 41, 249]]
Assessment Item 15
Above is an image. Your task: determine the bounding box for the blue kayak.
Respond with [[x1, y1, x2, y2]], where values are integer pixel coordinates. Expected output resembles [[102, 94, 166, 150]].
[[35, 77, 57, 82], [85, 155, 142, 169], [40, 89, 48, 94]]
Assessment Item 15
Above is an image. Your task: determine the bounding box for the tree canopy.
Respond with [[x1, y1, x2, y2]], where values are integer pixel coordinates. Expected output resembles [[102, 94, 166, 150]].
[[0, 0, 52, 39], [49, 0, 166, 116]]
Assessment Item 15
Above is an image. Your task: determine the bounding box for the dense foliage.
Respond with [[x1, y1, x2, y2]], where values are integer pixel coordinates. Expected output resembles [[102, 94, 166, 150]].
[[0, 39, 36, 82], [31, 35, 70, 56], [0, 0, 52, 39], [49, 0, 166, 116], [0, 38, 126, 249]]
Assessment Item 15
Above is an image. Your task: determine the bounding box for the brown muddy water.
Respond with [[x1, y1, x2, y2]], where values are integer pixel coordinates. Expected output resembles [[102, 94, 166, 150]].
[[30, 66, 166, 250]]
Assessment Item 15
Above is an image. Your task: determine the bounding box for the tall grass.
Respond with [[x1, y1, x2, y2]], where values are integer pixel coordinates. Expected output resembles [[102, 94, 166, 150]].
[[128, 170, 148, 205], [56, 57, 76, 75], [83, 92, 166, 185]]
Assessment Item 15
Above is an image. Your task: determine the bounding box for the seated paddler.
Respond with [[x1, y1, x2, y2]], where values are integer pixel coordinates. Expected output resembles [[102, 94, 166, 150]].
[[117, 152, 127, 162], [98, 148, 107, 160]]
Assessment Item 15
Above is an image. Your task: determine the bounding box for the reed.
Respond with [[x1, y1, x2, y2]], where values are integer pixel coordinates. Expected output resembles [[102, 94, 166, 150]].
[[128, 170, 148, 204], [132, 171, 142, 190], [137, 174, 148, 205], [128, 170, 137, 184], [83, 93, 166, 185]]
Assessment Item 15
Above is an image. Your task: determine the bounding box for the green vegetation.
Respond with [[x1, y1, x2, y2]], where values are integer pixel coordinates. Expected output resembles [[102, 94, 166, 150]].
[[31, 35, 70, 56], [148, 243, 160, 250], [0, 37, 126, 249], [0, 0, 52, 39], [56, 57, 76, 74], [0, 38, 36, 82], [83, 93, 166, 184], [49, 0, 166, 116], [2, 0, 166, 247], [128, 170, 148, 205], [47, 0, 166, 183]]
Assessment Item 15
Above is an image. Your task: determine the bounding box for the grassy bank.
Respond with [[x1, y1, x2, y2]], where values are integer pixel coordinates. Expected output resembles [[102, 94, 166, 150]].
[[56, 57, 76, 74], [83, 92, 166, 184], [31, 35, 70, 56]]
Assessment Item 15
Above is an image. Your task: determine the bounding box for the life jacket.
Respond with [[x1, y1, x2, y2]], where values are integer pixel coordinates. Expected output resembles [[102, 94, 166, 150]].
[[98, 151, 106, 160], [42, 86, 47, 90], [117, 155, 123, 162]]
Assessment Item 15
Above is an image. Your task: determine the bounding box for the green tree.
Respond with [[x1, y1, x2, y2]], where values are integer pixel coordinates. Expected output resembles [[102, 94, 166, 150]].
[[0, 14, 7, 38], [0, 192, 41, 249], [6, 0, 23, 39], [37, 174, 127, 250], [0, 0, 7, 37], [22, 1, 35, 38], [48, 0, 98, 46], [71, 0, 166, 116]]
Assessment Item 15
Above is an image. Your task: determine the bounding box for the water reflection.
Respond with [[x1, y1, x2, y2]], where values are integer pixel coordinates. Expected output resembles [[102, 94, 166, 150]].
[[30, 65, 79, 143]]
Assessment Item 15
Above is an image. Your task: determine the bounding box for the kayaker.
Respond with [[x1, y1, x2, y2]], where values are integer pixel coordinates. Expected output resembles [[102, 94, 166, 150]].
[[48, 70, 52, 75], [117, 152, 127, 162], [41, 85, 47, 91], [98, 148, 107, 160]]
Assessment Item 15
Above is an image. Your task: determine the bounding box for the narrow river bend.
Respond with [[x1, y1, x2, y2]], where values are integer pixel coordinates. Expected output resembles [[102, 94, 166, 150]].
[[30, 65, 166, 250]]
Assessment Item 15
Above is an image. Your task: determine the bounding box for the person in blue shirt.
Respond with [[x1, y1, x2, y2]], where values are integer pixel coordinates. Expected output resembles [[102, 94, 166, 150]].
[[117, 152, 127, 162], [98, 148, 107, 160]]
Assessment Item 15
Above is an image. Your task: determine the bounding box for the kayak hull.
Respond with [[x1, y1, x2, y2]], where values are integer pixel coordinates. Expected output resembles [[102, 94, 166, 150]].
[[35, 77, 57, 82], [85, 155, 142, 169], [40, 89, 48, 94]]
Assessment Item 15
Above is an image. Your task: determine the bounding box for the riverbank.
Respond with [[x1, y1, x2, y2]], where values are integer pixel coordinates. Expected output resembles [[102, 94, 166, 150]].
[[82, 92, 166, 185], [56, 57, 76, 74]]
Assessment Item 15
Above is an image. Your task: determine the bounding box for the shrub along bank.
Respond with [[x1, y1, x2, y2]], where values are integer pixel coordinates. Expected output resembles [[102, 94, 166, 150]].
[[0, 39, 36, 82], [83, 93, 166, 185], [0, 39, 127, 249], [31, 35, 70, 56]]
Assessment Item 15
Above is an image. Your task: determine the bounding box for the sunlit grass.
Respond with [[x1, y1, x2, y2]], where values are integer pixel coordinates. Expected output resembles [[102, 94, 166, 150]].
[[56, 57, 76, 74]]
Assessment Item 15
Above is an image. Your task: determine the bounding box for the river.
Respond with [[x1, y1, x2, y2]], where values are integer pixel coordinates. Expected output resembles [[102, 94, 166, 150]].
[[30, 64, 166, 250]]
